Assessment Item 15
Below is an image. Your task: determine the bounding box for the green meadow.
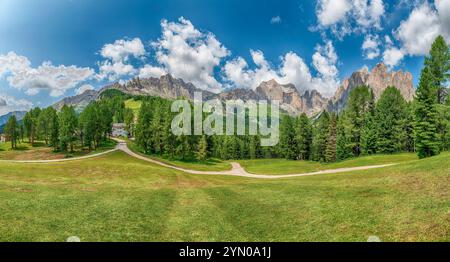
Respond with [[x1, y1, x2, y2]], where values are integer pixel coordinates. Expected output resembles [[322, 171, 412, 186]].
[[0, 150, 448, 242]]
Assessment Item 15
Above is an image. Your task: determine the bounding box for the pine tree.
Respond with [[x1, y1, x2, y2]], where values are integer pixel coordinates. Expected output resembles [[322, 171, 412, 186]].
[[4, 115, 18, 149], [325, 113, 337, 162], [279, 115, 297, 159], [336, 114, 352, 160], [425, 35, 449, 104], [58, 105, 78, 152], [345, 86, 374, 156], [375, 87, 408, 153], [295, 113, 312, 160], [124, 107, 134, 137], [414, 66, 440, 158], [37, 107, 58, 146], [196, 135, 208, 161], [311, 111, 330, 161]]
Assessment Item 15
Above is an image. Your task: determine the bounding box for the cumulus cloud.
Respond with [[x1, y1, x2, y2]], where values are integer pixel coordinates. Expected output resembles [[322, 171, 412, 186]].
[[100, 38, 145, 62], [138, 65, 167, 78], [315, 0, 385, 38], [223, 41, 340, 97], [381, 0, 450, 67], [362, 34, 381, 59], [0, 52, 94, 97], [145, 17, 230, 92], [383, 47, 405, 68], [97, 38, 146, 81], [270, 16, 282, 24], [75, 84, 94, 95], [395, 3, 442, 56], [0, 93, 33, 116]]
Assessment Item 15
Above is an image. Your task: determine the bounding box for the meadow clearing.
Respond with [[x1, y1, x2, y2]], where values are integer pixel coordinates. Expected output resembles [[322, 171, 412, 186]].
[[0, 148, 448, 241]]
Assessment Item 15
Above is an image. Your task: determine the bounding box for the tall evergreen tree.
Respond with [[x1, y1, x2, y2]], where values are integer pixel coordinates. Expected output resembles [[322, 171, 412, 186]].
[[58, 105, 78, 152], [279, 115, 297, 159], [375, 87, 408, 153], [4, 115, 18, 149], [336, 114, 352, 160], [414, 66, 440, 158], [37, 107, 58, 146], [295, 113, 312, 160], [311, 111, 330, 161], [344, 86, 374, 156], [425, 35, 449, 104], [196, 135, 208, 161], [325, 113, 337, 162]]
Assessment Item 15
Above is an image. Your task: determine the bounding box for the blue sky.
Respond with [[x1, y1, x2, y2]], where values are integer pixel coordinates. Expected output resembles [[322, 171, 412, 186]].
[[0, 0, 449, 115]]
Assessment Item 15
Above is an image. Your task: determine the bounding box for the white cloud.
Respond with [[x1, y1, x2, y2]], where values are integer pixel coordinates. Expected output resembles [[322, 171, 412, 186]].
[[100, 38, 145, 62], [223, 41, 340, 97], [0, 52, 94, 97], [382, 47, 405, 68], [138, 65, 167, 78], [98, 61, 135, 81], [270, 16, 282, 24], [395, 3, 442, 56], [316, 0, 385, 38], [147, 17, 229, 92], [97, 38, 146, 81], [75, 84, 94, 95], [381, 0, 450, 68], [317, 0, 351, 27], [362, 34, 380, 59], [436, 0, 450, 38], [0, 93, 33, 115]]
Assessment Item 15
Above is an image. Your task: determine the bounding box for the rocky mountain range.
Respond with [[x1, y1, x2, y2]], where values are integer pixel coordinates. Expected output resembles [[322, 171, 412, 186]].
[[327, 63, 415, 112], [52, 63, 415, 117]]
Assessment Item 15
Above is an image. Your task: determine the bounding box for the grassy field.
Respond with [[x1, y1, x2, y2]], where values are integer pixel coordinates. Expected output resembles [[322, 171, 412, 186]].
[[0, 150, 448, 242], [239, 153, 418, 175], [127, 139, 232, 171], [0, 140, 116, 160]]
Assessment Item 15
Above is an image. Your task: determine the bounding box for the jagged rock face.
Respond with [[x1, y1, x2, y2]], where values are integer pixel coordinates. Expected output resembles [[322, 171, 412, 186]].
[[255, 79, 328, 116], [53, 63, 415, 117], [328, 63, 415, 112], [108, 74, 215, 100], [52, 89, 99, 112], [216, 88, 265, 101]]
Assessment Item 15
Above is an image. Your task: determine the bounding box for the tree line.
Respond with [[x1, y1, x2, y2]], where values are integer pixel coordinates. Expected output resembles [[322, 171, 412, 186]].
[[133, 35, 449, 162], [3, 92, 133, 152]]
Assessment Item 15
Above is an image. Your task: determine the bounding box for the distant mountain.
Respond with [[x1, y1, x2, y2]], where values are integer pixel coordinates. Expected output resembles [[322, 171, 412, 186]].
[[0, 111, 26, 133], [328, 63, 415, 112], [53, 89, 99, 112], [103, 74, 216, 100], [53, 64, 416, 117], [255, 79, 328, 116]]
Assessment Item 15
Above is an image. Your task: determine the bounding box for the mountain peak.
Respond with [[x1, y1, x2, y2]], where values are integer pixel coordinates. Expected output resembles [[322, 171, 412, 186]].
[[328, 63, 415, 112]]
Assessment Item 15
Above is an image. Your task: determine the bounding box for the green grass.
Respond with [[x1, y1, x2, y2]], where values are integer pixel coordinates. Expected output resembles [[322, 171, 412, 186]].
[[239, 153, 418, 175], [0, 150, 448, 241], [0, 139, 116, 160], [125, 99, 142, 116], [126, 139, 232, 171]]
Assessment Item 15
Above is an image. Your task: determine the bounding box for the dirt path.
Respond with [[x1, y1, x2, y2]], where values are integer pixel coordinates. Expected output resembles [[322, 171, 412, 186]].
[[0, 148, 118, 163], [0, 138, 396, 178], [114, 139, 396, 179]]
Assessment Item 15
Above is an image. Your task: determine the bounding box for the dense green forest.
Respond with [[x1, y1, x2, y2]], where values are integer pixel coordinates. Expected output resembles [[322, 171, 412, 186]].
[[2, 36, 449, 162]]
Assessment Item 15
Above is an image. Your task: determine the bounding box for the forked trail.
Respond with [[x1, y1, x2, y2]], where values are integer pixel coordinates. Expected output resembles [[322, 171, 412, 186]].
[[0, 139, 396, 179], [114, 139, 396, 179]]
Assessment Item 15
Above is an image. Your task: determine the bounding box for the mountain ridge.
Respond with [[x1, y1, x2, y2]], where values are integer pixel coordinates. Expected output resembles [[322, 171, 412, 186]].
[[51, 62, 416, 117]]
